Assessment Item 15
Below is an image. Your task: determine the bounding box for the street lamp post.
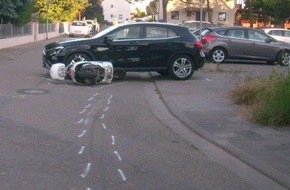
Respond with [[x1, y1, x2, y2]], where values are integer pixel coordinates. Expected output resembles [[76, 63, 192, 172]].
[[46, 0, 49, 40], [199, 0, 203, 41]]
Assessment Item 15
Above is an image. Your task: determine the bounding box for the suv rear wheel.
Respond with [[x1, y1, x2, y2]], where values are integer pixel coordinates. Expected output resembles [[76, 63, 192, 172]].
[[169, 55, 194, 80]]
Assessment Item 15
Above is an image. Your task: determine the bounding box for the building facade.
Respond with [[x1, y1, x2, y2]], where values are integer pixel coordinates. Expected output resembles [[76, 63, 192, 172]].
[[101, 0, 131, 24], [101, 0, 241, 26], [159, 0, 240, 26]]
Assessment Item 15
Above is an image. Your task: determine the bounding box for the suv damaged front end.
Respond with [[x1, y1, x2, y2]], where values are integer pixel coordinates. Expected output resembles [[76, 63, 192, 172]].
[[43, 45, 64, 69]]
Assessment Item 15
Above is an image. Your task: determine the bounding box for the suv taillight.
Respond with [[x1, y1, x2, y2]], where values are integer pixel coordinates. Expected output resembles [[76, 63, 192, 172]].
[[202, 34, 217, 44], [194, 40, 203, 50]]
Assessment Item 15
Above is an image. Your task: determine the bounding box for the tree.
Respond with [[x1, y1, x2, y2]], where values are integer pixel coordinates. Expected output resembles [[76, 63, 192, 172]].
[[13, 0, 35, 25], [244, 0, 290, 26], [162, 0, 170, 22], [206, 0, 211, 22], [134, 7, 146, 18], [82, 0, 104, 24], [146, 0, 157, 16], [0, 0, 33, 24], [35, 0, 90, 22]]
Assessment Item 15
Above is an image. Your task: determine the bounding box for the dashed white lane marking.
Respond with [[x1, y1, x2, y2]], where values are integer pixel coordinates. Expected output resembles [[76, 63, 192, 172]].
[[205, 77, 211, 81], [80, 163, 91, 178], [112, 136, 115, 145], [104, 106, 109, 112], [76, 119, 84, 124], [100, 114, 105, 119], [79, 109, 86, 114], [118, 169, 127, 181], [78, 146, 85, 154], [114, 151, 122, 161], [78, 130, 87, 138], [107, 100, 111, 105], [88, 97, 94, 101], [102, 123, 107, 129], [84, 118, 90, 125], [93, 93, 99, 97], [108, 95, 113, 99], [85, 104, 91, 109]]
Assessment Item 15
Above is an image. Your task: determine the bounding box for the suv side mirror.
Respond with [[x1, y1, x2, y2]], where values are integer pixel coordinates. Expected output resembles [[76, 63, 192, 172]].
[[104, 36, 113, 44]]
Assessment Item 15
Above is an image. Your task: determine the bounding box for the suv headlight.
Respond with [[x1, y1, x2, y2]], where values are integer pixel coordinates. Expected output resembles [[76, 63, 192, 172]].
[[47, 46, 64, 56]]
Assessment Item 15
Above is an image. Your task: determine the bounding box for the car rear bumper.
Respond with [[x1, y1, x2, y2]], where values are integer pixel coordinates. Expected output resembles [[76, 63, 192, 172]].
[[195, 51, 206, 69]]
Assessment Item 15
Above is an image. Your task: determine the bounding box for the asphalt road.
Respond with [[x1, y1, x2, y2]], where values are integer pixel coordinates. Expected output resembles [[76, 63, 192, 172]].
[[0, 37, 289, 190]]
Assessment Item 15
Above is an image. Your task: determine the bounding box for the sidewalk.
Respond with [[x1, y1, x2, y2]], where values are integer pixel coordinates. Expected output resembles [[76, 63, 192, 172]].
[[156, 64, 290, 189], [0, 36, 65, 62]]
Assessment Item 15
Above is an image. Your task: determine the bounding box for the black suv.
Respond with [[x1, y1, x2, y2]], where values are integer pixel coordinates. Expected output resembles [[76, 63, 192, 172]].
[[43, 22, 205, 80]]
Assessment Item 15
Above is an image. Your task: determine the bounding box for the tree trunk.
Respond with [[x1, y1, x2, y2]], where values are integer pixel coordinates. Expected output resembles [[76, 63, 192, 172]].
[[249, 0, 253, 28], [162, 0, 167, 22], [206, 0, 212, 22]]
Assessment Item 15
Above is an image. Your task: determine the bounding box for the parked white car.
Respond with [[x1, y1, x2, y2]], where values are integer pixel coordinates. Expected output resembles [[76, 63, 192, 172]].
[[85, 20, 100, 33], [261, 28, 290, 44], [69, 21, 91, 37]]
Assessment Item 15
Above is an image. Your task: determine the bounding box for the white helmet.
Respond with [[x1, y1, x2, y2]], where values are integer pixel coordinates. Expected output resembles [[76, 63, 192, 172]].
[[50, 63, 66, 80]]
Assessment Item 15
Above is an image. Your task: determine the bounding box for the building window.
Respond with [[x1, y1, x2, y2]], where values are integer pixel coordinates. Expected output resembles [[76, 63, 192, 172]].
[[119, 14, 123, 19], [171, 11, 179, 19], [196, 11, 205, 21], [111, 14, 114, 18], [218, 12, 226, 21], [111, 4, 113, 8]]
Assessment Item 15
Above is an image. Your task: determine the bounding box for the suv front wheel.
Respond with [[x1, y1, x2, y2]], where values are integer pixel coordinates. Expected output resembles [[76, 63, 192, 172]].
[[65, 53, 92, 66], [169, 55, 194, 80]]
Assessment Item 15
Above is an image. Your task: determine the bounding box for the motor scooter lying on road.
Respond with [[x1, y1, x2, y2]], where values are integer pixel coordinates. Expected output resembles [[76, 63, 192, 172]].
[[50, 61, 113, 85]]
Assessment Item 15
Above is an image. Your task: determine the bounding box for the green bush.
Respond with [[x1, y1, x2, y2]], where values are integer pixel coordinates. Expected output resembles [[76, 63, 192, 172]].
[[229, 71, 290, 126], [229, 76, 268, 105], [253, 74, 290, 126]]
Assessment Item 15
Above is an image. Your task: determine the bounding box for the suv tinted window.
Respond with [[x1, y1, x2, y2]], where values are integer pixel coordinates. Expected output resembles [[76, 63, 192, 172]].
[[110, 26, 141, 40], [146, 26, 177, 38]]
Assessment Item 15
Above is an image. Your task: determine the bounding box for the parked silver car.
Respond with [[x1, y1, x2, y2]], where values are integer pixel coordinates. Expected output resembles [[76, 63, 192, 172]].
[[195, 26, 290, 66], [179, 20, 213, 32], [260, 28, 290, 44]]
